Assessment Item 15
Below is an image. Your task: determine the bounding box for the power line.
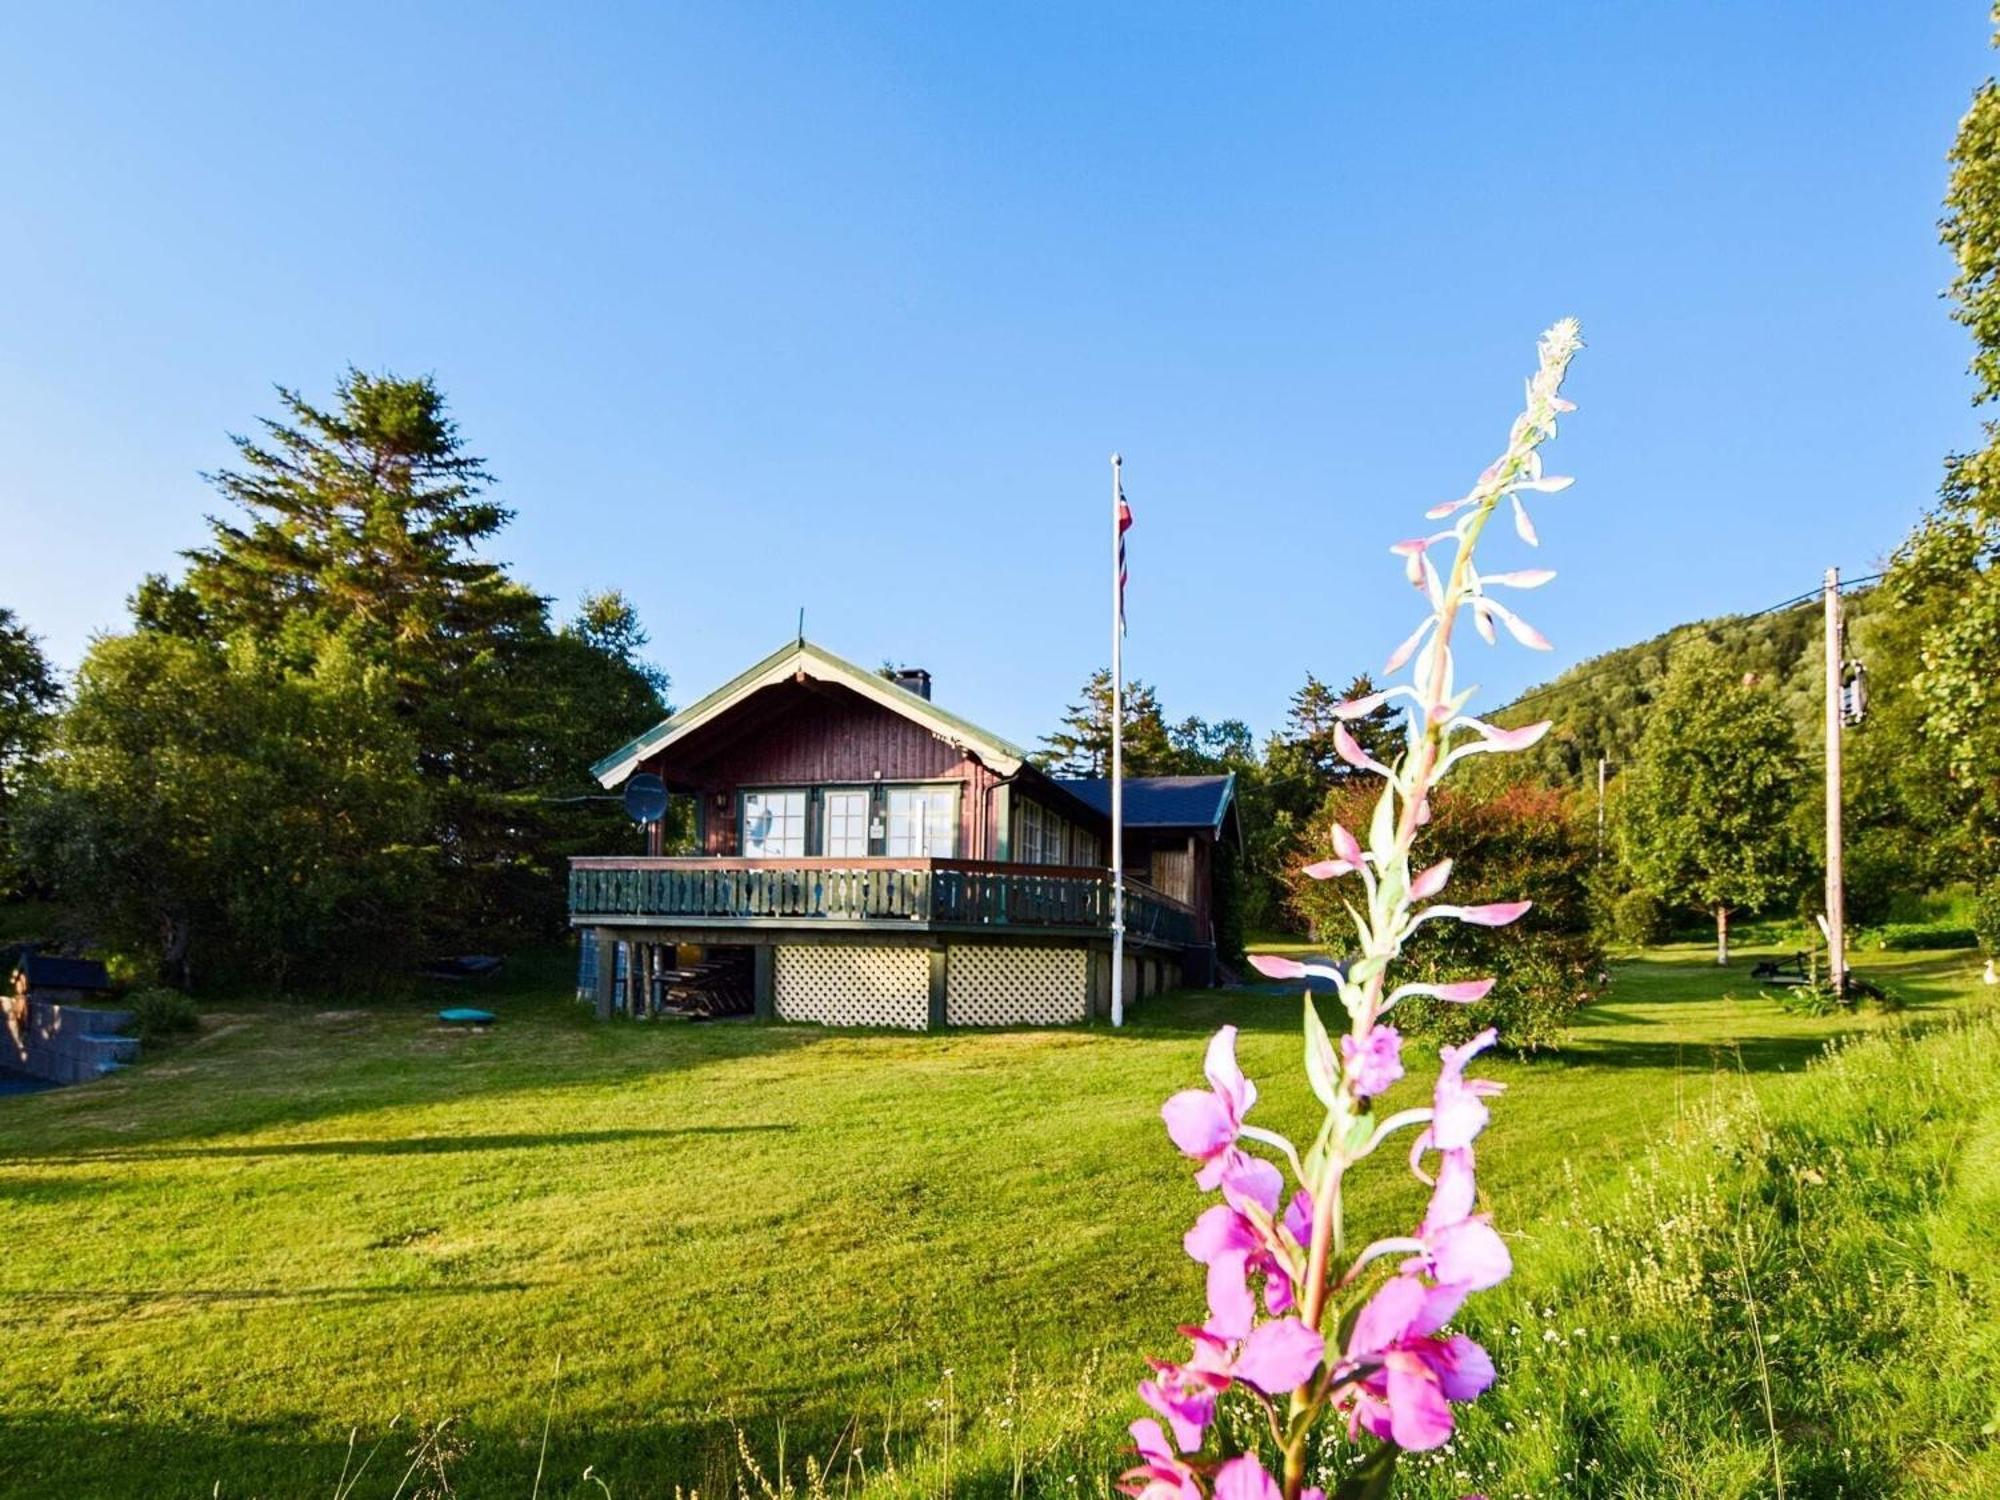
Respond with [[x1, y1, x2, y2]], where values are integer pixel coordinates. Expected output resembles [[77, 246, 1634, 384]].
[[1498, 570, 1885, 718]]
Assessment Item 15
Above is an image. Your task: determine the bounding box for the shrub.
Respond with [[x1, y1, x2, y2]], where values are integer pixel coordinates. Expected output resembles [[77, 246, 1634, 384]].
[[1608, 886, 1667, 949], [1865, 922, 1978, 952], [1287, 780, 1606, 1050], [121, 987, 199, 1044], [1765, 981, 1845, 1016], [1976, 879, 2000, 957]]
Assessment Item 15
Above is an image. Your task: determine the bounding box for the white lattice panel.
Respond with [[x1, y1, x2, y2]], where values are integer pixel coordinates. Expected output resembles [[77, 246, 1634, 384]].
[[946, 946, 1087, 1027], [774, 946, 929, 1030]]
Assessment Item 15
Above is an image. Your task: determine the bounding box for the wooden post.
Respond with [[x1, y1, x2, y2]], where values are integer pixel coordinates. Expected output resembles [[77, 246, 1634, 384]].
[[927, 947, 949, 1030], [593, 930, 616, 1020], [752, 945, 775, 1020], [1824, 566, 1848, 997]]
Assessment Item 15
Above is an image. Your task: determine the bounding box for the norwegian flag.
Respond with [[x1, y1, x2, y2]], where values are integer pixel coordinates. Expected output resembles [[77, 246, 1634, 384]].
[[1117, 476, 1133, 634]]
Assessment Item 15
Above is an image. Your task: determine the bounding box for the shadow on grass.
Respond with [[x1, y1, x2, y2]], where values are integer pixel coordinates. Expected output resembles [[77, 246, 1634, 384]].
[[5, 1123, 792, 1166], [0, 1010, 841, 1161], [0, 1397, 1104, 1500], [0, 1281, 536, 1305]]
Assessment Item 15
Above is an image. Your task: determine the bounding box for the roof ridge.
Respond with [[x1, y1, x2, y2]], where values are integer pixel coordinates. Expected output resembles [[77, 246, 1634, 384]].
[[590, 636, 1030, 787]]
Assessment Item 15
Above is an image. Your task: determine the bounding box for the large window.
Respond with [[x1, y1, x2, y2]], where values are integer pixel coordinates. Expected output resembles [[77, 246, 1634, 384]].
[[1019, 800, 1098, 866], [887, 786, 957, 857], [741, 790, 806, 857], [823, 790, 870, 857], [1019, 800, 1048, 864]]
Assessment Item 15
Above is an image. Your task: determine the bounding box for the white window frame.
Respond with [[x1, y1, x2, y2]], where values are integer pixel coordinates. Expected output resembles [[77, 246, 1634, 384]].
[[823, 788, 871, 858], [887, 785, 958, 857], [1019, 800, 1044, 864], [741, 789, 807, 857]]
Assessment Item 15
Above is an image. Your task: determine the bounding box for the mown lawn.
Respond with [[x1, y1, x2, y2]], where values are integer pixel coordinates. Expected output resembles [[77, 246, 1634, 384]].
[[0, 944, 1985, 1498]]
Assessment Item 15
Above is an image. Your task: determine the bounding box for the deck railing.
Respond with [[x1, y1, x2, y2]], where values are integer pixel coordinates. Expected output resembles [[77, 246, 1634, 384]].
[[567, 856, 1199, 947]]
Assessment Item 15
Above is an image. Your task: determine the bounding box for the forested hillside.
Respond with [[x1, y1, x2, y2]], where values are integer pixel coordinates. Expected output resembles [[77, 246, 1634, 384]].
[[1488, 582, 1885, 788]]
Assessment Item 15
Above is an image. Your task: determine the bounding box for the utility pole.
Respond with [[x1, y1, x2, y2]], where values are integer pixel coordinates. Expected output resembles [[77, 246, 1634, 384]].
[[1596, 755, 1608, 857], [1823, 567, 1847, 998]]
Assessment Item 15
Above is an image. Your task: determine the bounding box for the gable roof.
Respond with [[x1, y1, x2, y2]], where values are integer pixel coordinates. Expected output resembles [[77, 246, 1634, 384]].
[[591, 638, 1033, 788], [1057, 773, 1237, 834]]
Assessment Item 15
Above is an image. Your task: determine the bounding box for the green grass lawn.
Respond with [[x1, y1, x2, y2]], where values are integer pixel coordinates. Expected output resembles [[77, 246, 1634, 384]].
[[0, 943, 1986, 1499]]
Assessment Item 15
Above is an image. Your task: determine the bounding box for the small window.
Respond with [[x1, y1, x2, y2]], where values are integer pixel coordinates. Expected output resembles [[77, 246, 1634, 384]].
[[888, 786, 957, 857], [823, 790, 870, 857], [742, 790, 806, 857]]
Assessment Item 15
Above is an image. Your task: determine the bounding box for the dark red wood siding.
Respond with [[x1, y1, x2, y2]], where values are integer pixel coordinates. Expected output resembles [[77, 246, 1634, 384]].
[[646, 682, 1005, 858]]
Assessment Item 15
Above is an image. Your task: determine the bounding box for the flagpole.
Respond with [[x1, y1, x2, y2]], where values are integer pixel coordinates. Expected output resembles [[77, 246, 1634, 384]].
[[1110, 453, 1126, 1029]]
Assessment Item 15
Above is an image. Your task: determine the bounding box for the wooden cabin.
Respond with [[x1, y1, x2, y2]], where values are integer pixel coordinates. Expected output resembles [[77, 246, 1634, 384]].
[[570, 638, 1242, 1028]]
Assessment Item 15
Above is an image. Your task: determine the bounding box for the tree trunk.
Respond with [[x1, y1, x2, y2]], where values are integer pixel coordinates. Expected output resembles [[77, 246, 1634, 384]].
[[159, 912, 195, 991], [1715, 904, 1730, 966]]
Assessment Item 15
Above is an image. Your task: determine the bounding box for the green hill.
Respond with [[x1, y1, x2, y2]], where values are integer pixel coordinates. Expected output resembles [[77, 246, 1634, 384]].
[[1488, 584, 1886, 789]]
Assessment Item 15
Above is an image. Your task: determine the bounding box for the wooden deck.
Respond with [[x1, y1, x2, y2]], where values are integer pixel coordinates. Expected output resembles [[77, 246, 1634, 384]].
[[568, 856, 1199, 948]]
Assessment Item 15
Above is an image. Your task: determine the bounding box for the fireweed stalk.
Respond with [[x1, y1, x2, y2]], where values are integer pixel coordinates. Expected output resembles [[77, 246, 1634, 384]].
[[1124, 320, 1584, 1500]]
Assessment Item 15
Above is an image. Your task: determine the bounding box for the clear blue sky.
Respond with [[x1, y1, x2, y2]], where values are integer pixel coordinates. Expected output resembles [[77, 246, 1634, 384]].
[[0, 4, 1989, 751]]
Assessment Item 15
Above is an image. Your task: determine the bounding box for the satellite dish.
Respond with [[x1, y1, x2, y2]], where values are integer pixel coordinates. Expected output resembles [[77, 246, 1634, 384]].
[[623, 773, 669, 825]]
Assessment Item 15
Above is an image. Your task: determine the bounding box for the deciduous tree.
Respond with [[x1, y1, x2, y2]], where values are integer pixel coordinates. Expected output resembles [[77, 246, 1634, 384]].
[[16, 632, 428, 988], [0, 607, 60, 891], [1617, 642, 1805, 963]]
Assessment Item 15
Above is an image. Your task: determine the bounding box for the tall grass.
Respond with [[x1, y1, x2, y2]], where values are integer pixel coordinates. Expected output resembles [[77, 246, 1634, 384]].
[[1383, 1010, 2000, 1499]]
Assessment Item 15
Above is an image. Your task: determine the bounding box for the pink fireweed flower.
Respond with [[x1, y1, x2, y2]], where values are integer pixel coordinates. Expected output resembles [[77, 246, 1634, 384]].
[[1408, 858, 1453, 900], [1300, 856, 1356, 880], [1407, 1147, 1511, 1292], [1510, 493, 1539, 546], [1118, 1419, 1202, 1500], [1341, 1024, 1405, 1099], [1145, 1316, 1325, 1450], [1282, 1187, 1313, 1249], [1211, 1455, 1294, 1500], [1161, 1027, 1256, 1189], [1479, 568, 1556, 590], [1415, 900, 1531, 931], [1383, 616, 1436, 675], [1245, 953, 1345, 986], [1334, 721, 1393, 776], [1424, 1028, 1506, 1152], [1334, 689, 1391, 719], [1457, 716, 1553, 753], [1218, 1150, 1285, 1220], [1340, 1275, 1497, 1451], [1471, 596, 1551, 651], [1385, 976, 1496, 1008], [1229, 1316, 1327, 1394], [1139, 1330, 1231, 1451], [1187, 1174, 1308, 1328]]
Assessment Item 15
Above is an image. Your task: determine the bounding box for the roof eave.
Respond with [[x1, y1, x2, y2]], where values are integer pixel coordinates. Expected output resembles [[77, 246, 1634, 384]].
[[591, 639, 1028, 788]]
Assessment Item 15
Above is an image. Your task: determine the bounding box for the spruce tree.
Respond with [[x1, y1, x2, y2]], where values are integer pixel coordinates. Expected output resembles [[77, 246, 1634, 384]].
[[1034, 668, 1179, 776], [161, 371, 668, 943]]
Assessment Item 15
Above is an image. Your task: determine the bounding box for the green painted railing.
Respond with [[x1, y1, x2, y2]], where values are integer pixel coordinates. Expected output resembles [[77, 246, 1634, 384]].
[[567, 857, 1198, 947]]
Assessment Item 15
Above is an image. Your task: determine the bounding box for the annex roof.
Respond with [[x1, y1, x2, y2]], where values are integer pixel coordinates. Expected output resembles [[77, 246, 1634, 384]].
[[1056, 773, 1237, 834], [590, 638, 1033, 788], [16, 953, 112, 992]]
